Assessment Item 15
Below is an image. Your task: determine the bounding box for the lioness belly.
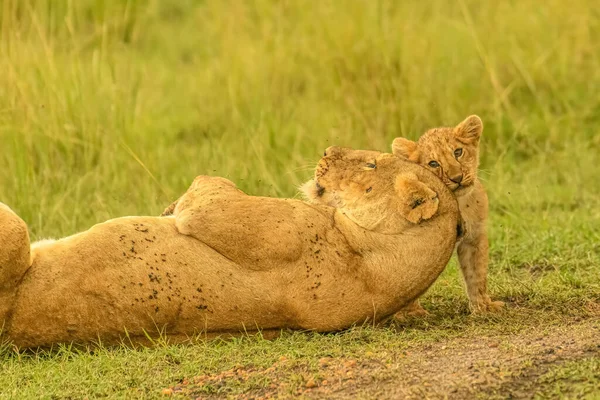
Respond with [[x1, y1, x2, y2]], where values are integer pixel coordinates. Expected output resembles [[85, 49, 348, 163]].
[[5, 217, 369, 347]]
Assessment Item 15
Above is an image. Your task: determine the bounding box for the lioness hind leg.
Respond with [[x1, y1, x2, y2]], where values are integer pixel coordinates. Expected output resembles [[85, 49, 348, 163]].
[[0, 203, 32, 323], [394, 173, 439, 224], [0, 204, 31, 280]]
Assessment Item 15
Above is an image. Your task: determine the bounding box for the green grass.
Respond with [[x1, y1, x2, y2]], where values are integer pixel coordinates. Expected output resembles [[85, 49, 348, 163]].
[[535, 358, 600, 399], [0, 0, 599, 398]]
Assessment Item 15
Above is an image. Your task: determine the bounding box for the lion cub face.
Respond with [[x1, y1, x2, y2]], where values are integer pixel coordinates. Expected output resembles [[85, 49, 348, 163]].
[[301, 146, 440, 232], [392, 115, 483, 196]]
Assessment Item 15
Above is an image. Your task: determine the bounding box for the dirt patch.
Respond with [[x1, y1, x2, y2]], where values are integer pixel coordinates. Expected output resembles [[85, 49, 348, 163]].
[[162, 355, 389, 399], [354, 318, 599, 400], [163, 318, 600, 399]]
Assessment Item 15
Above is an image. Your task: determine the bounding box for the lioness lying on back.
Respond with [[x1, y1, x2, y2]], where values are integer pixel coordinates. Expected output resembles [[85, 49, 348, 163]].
[[392, 115, 504, 313], [0, 146, 460, 348]]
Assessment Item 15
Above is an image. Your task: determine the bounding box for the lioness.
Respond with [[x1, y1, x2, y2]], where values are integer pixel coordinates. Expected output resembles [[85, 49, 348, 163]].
[[0, 148, 459, 348], [392, 115, 504, 313]]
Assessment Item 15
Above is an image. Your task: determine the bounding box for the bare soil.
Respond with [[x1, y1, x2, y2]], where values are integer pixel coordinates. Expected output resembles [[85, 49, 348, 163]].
[[164, 317, 600, 399]]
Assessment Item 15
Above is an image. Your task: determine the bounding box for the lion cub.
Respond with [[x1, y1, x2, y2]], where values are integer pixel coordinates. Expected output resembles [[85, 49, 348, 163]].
[[392, 115, 504, 313]]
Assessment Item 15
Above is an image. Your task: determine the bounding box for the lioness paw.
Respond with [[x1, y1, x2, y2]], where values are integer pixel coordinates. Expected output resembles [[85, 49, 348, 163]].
[[395, 174, 439, 224], [405, 194, 439, 224], [394, 301, 429, 320], [161, 201, 178, 216]]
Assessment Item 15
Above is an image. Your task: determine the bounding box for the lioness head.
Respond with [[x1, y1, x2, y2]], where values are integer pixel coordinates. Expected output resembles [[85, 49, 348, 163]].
[[392, 115, 483, 196], [301, 146, 443, 233]]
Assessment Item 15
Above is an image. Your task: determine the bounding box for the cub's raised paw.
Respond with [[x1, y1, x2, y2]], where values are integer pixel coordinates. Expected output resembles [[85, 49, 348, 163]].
[[395, 173, 439, 224]]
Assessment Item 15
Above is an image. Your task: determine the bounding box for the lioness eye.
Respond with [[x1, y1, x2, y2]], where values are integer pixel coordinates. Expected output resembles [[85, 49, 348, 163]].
[[454, 148, 463, 158], [365, 162, 377, 169], [428, 160, 440, 168]]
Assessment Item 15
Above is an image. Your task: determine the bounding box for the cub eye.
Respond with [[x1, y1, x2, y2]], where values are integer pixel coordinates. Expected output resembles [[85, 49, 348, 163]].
[[454, 148, 463, 158], [428, 160, 440, 168], [365, 162, 377, 169]]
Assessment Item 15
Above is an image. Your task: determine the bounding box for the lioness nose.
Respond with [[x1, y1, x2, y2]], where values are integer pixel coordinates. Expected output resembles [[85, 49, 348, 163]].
[[450, 174, 463, 184], [315, 182, 325, 196]]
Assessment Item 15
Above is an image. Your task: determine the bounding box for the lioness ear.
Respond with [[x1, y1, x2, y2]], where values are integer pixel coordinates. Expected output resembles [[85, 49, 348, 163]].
[[454, 115, 483, 142], [392, 138, 419, 162]]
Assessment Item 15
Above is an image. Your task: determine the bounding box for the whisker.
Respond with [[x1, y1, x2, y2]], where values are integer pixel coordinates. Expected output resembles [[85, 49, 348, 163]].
[[477, 168, 493, 177], [291, 164, 318, 172]]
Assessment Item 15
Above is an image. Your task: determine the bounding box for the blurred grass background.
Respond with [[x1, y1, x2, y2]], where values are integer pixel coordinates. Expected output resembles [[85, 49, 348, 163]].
[[1, 0, 598, 236], [0, 1, 599, 397]]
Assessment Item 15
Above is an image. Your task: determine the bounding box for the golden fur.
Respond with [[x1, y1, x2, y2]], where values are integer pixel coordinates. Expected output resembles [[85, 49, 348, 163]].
[[0, 148, 460, 348], [392, 115, 504, 313]]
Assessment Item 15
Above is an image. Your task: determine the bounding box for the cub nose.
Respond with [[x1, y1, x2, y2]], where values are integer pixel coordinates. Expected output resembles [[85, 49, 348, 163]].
[[450, 174, 463, 184]]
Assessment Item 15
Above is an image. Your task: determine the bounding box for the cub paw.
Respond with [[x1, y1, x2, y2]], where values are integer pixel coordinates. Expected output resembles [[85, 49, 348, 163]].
[[395, 173, 439, 224], [471, 298, 505, 314]]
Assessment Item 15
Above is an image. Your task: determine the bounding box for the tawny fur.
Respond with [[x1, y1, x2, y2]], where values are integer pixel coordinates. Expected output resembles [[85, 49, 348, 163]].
[[0, 149, 460, 348], [392, 115, 504, 314]]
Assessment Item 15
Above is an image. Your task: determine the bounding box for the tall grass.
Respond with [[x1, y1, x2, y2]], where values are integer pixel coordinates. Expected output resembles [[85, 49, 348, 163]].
[[1, 0, 598, 240]]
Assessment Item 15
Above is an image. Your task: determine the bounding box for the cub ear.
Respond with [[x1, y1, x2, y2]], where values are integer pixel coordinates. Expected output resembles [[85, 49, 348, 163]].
[[454, 115, 483, 142], [392, 137, 419, 162]]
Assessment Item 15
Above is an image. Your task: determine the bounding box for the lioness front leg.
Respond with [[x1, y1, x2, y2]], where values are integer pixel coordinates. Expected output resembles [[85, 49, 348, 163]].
[[457, 228, 504, 313]]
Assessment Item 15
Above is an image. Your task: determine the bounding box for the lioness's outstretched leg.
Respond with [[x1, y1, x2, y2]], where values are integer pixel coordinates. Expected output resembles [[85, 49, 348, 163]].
[[0, 203, 31, 324], [169, 175, 304, 270]]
